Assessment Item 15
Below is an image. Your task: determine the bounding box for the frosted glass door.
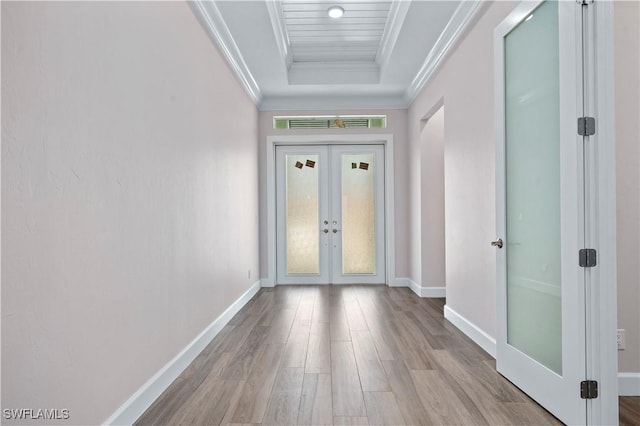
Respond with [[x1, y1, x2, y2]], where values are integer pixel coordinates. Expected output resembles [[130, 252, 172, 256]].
[[276, 146, 329, 284], [495, 1, 586, 424], [331, 145, 385, 284], [276, 145, 385, 284]]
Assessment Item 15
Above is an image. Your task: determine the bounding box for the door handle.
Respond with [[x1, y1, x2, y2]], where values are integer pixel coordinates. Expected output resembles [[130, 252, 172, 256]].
[[333, 229, 341, 234], [491, 238, 504, 249], [322, 229, 329, 234]]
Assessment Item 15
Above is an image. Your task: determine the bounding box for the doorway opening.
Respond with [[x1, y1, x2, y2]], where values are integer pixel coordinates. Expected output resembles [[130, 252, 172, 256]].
[[419, 103, 446, 295]]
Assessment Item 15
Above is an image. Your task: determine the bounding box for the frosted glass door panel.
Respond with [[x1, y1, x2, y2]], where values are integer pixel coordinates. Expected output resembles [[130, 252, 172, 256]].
[[331, 145, 385, 284], [505, 0, 562, 374], [286, 154, 320, 274], [341, 154, 375, 274]]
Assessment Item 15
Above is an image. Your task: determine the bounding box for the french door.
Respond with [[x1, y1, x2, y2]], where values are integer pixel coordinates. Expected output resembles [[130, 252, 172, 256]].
[[276, 145, 385, 284], [495, 1, 590, 424]]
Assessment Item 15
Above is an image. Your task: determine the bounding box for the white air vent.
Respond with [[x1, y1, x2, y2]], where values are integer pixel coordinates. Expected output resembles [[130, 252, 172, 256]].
[[274, 115, 386, 130]]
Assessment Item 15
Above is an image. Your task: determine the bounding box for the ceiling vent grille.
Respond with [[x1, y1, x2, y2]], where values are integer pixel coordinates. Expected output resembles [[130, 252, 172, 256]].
[[274, 115, 386, 130]]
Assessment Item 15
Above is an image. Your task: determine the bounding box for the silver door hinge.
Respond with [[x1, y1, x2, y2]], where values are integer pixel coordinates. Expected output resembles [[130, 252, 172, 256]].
[[579, 249, 597, 267], [580, 380, 598, 399], [578, 117, 596, 136]]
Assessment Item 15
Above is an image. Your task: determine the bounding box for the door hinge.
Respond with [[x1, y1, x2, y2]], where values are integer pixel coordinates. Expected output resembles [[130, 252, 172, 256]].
[[580, 380, 598, 399], [579, 249, 597, 267], [578, 117, 596, 136]]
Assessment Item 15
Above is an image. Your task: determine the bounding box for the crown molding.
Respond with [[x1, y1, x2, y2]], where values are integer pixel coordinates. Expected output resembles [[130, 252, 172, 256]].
[[189, 0, 262, 105], [404, 0, 485, 105], [376, 0, 412, 72], [265, 0, 293, 69], [259, 94, 408, 111]]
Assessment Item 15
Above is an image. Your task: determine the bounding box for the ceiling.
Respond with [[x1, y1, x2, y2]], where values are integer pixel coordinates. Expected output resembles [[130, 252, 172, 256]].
[[190, 0, 483, 110]]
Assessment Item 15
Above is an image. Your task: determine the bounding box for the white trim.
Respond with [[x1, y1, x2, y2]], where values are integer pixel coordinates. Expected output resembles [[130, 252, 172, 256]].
[[265, 0, 292, 69], [618, 373, 640, 397], [405, 278, 446, 298], [103, 281, 262, 426], [376, 1, 412, 72], [259, 95, 408, 112], [387, 277, 409, 288], [404, 1, 485, 105], [265, 134, 395, 287], [585, 2, 618, 423], [260, 278, 275, 288], [444, 305, 497, 358], [188, 1, 261, 105]]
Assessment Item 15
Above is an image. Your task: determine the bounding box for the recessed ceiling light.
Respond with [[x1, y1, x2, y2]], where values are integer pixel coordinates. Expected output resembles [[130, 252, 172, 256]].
[[328, 6, 344, 19]]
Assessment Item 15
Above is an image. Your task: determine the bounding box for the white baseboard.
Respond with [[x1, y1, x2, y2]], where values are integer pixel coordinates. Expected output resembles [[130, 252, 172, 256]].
[[619, 372, 640, 396], [388, 277, 409, 287], [390, 277, 445, 298], [407, 279, 446, 298], [260, 278, 275, 288], [103, 280, 262, 425], [443, 304, 496, 358]]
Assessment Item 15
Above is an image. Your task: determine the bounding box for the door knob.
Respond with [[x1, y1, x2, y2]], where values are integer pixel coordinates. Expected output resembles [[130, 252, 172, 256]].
[[333, 229, 340, 233], [491, 239, 504, 249], [322, 229, 329, 234]]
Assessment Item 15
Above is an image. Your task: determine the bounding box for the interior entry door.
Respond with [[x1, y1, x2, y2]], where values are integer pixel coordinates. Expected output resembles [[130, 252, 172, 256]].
[[494, 1, 587, 424], [276, 145, 385, 284]]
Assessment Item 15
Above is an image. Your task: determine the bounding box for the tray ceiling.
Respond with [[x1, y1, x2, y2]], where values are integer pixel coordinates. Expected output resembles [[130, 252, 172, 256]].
[[283, 1, 392, 63], [192, 1, 483, 110]]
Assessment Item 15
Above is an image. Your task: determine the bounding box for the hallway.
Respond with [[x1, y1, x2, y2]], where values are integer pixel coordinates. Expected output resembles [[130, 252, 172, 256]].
[[135, 286, 562, 425]]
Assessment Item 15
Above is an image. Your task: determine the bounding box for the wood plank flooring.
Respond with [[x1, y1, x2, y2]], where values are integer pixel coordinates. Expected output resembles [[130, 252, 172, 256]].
[[135, 285, 638, 425]]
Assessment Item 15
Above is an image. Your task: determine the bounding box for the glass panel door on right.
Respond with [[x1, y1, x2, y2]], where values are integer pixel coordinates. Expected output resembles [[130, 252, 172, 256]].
[[495, 1, 586, 424]]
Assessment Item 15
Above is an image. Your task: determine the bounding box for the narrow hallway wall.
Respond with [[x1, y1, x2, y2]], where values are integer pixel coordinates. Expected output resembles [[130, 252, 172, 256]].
[[2, 2, 260, 423]]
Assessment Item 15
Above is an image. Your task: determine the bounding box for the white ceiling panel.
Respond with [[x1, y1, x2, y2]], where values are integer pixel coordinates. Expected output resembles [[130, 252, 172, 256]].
[[208, 0, 479, 109], [281, 0, 392, 64]]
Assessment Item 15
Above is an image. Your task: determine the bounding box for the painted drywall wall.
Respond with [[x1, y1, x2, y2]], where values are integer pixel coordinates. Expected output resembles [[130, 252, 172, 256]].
[[408, 0, 640, 377], [614, 0, 640, 374], [408, 1, 516, 337], [258, 109, 409, 282], [1, 2, 259, 424], [419, 106, 446, 288]]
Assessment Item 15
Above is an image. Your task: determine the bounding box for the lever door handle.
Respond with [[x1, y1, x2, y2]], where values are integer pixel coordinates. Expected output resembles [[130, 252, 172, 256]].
[[491, 239, 504, 249]]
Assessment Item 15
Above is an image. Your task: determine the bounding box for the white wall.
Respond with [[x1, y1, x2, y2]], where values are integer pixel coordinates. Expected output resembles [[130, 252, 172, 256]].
[[1, 2, 259, 424], [408, 0, 640, 378], [258, 109, 409, 282], [614, 0, 640, 374], [408, 2, 516, 336]]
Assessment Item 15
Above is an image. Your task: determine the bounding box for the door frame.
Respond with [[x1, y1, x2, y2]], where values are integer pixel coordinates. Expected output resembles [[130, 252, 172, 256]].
[[493, 1, 617, 424], [265, 134, 396, 287]]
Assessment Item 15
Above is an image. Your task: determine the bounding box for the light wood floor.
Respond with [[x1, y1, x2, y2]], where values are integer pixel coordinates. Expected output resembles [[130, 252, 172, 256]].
[[136, 285, 639, 425]]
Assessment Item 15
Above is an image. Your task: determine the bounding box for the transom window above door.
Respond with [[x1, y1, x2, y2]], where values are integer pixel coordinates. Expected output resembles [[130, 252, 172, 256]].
[[273, 115, 386, 130]]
